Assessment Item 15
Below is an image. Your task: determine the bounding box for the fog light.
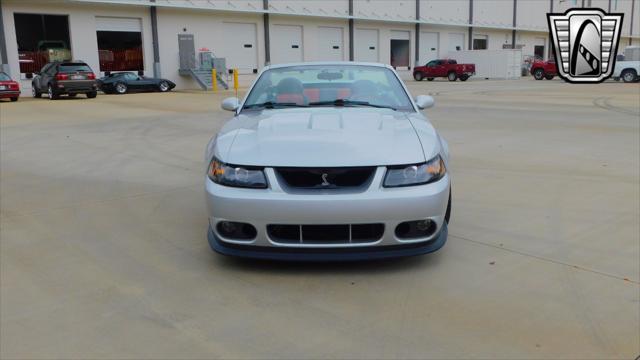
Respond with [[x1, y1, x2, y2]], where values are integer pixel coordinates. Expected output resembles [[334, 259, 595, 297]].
[[416, 220, 432, 231], [395, 219, 436, 240], [220, 221, 236, 233], [216, 221, 257, 240]]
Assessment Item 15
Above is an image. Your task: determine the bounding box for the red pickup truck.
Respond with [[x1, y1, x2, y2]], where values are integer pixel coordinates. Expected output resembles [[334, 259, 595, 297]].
[[413, 59, 476, 82], [530, 59, 557, 80]]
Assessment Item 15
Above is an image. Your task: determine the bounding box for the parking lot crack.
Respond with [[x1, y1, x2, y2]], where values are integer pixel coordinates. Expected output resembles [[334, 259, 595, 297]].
[[449, 233, 639, 284]]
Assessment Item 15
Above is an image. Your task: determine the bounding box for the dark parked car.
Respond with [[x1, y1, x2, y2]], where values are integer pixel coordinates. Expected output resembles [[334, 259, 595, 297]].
[[98, 72, 175, 94], [0, 72, 20, 102], [32, 61, 98, 99]]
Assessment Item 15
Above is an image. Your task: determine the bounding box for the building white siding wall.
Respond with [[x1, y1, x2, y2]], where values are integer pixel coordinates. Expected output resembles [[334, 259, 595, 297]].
[[420, 0, 469, 25], [517, 0, 549, 31], [269, 0, 349, 17], [155, 8, 264, 89], [355, 21, 415, 68], [353, 0, 415, 21], [474, 0, 513, 27], [517, 31, 549, 60], [473, 29, 513, 50], [268, 16, 349, 63]]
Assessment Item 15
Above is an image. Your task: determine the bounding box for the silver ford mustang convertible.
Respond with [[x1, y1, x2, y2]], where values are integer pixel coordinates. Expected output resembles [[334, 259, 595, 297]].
[[205, 62, 451, 261]]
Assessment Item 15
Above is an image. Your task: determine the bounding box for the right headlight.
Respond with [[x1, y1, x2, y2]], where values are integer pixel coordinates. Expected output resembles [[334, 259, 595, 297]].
[[384, 155, 446, 188], [208, 158, 268, 189]]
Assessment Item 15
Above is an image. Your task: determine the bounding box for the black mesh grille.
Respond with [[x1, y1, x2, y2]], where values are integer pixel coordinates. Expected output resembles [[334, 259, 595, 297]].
[[267, 224, 384, 244], [276, 167, 375, 189]]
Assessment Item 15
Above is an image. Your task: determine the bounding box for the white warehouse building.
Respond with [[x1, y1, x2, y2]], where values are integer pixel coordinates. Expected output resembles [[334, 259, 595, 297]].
[[0, 0, 638, 90]]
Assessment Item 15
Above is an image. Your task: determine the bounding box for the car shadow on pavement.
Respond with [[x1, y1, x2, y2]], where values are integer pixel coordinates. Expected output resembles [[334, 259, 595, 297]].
[[214, 250, 446, 275]]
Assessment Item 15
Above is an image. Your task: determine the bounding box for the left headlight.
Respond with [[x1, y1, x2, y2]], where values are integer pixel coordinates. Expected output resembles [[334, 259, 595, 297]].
[[208, 158, 268, 189], [384, 155, 446, 188]]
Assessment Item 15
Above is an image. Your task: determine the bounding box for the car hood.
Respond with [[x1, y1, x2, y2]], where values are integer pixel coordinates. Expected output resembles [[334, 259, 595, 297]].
[[218, 108, 430, 167]]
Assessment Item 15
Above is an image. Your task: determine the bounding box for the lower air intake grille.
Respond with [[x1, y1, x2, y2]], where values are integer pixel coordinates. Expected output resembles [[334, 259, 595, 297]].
[[267, 224, 384, 244]]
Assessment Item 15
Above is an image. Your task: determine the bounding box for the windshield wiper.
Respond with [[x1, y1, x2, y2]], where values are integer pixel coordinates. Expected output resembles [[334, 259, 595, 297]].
[[243, 101, 308, 110], [308, 99, 396, 111]]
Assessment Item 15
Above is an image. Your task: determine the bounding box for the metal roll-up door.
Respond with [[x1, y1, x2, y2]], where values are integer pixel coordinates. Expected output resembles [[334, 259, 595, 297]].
[[272, 25, 303, 64], [317, 26, 343, 61], [95, 17, 142, 32], [355, 29, 379, 63], [222, 22, 258, 74]]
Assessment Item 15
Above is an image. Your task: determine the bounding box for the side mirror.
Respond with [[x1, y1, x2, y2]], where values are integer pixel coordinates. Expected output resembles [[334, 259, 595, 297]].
[[221, 97, 240, 112], [415, 95, 435, 110]]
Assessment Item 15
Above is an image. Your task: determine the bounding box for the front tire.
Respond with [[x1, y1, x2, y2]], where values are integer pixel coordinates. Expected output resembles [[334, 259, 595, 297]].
[[158, 81, 170, 92], [10, 97, 18, 102], [413, 72, 424, 81], [86, 91, 97, 98], [533, 68, 545, 80], [544, 74, 554, 80], [621, 69, 637, 83], [447, 72, 457, 81], [427, 78, 434, 81], [115, 82, 128, 94]]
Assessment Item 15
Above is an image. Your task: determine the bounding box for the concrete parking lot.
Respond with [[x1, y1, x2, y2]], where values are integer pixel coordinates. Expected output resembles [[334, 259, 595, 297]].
[[1, 78, 639, 359]]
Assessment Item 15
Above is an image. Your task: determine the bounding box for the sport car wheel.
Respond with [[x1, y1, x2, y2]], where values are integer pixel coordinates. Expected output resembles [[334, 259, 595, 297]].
[[115, 82, 128, 94], [158, 81, 170, 92]]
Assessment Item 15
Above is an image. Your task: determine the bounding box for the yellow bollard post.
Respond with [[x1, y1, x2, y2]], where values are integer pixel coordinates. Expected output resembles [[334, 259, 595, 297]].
[[212, 68, 217, 92], [233, 68, 239, 97]]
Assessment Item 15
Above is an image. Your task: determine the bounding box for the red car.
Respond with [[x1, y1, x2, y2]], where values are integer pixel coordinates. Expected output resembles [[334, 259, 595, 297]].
[[0, 72, 20, 102], [413, 59, 476, 82], [530, 59, 557, 80]]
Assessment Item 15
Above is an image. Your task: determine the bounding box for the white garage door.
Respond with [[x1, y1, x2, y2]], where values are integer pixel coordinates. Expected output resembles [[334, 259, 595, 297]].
[[95, 17, 142, 32], [222, 22, 258, 73], [355, 29, 379, 63], [272, 25, 303, 64], [316, 26, 343, 61], [419, 32, 439, 65], [448, 33, 465, 52]]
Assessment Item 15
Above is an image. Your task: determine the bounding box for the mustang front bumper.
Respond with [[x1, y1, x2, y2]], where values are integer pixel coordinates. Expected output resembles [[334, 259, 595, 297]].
[[205, 167, 450, 260]]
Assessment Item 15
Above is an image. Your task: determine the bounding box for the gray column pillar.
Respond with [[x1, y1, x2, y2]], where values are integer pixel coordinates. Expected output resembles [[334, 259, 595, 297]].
[[150, 0, 161, 77], [0, 0, 10, 74], [549, 0, 554, 60], [629, 0, 635, 45], [263, 0, 270, 65], [349, 0, 354, 61], [468, 0, 473, 49], [512, 0, 517, 48], [415, 0, 420, 66]]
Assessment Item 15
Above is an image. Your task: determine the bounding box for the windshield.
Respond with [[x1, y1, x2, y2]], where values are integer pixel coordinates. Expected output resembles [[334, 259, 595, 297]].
[[242, 65, 414, 111]]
